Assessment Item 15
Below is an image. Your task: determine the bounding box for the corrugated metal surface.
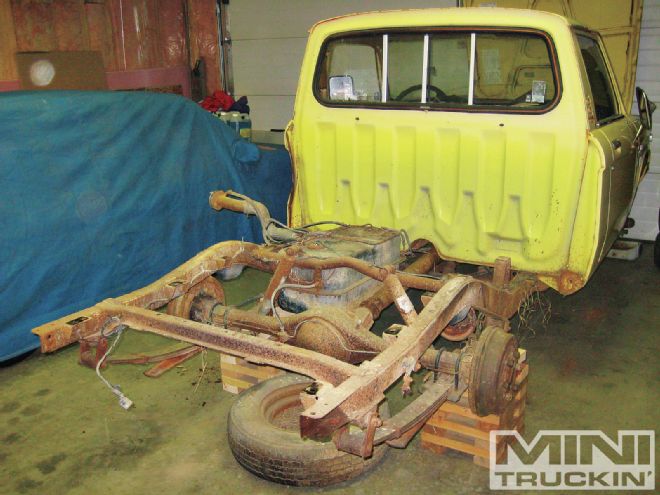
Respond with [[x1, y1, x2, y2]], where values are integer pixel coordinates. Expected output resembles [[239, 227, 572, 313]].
[[627, 0, 660, 241], [296, 117, 586, 272], [230, 0, 457, 132]]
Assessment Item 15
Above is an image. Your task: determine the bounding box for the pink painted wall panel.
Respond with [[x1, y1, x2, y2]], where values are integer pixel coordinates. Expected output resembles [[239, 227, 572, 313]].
[[106, 66, 190, 97], [188, 0, 221, 95], [119, 0, 161, 69], [160, 0, 188, 67], [52, 0, 89, 51]]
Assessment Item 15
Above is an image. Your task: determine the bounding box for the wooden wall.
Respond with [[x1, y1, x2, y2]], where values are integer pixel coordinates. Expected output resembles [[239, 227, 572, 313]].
[[0, 0, 221, 95]]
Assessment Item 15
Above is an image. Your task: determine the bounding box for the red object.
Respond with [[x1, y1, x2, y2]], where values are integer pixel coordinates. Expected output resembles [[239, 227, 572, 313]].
[[200, 90, 234, 112]]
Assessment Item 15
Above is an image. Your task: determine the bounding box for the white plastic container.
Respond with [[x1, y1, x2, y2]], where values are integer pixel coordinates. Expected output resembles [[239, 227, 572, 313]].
[[229, 112, 252, 141], [606, 240, 641, 261]]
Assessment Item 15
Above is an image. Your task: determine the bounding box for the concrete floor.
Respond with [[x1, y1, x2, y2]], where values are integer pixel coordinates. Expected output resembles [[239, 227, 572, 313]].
[[1, 247, 658, 495]]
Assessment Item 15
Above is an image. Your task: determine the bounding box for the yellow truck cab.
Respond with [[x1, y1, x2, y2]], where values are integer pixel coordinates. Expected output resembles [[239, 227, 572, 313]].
[[287, 7, 653, 294]]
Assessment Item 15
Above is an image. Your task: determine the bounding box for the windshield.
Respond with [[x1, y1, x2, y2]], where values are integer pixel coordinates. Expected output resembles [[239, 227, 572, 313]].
[[315, 29, 559, 111]]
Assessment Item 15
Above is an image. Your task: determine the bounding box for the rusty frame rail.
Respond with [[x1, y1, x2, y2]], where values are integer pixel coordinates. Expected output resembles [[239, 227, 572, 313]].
[[299, 278, 479, 439], [32, 238, 534, 455]]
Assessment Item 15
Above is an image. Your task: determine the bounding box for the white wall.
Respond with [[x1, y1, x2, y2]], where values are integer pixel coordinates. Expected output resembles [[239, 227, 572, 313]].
[[230, 0, 457, 133], [627, 0, 660, 241]]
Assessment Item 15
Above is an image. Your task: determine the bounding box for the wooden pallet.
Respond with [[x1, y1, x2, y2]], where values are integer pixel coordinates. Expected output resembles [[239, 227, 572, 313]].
[[421, 352, 528, 467], [219, 354, 285, 394]]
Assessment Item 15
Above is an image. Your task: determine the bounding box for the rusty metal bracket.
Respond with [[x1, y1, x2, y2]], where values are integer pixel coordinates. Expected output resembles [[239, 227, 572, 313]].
[[142, 347, 203, 378], [300, 278, 479, 440], [79, 337, 109, 369], [447, 381, 468, 402], [362, 412, 380, 458], [334, 375, 454, 453]]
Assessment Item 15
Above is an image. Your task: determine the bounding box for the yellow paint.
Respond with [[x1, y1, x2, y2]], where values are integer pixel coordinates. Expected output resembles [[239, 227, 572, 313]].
[[464, 0, 643, 112], [287, 8, 642, 294]]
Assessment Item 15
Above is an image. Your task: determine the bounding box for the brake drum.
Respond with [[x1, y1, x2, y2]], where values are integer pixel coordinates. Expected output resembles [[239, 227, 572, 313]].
[[468, 326, 520, 417]]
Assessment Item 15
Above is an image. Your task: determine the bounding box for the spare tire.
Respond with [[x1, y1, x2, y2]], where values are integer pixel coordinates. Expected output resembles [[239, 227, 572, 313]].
[[227, 373, 388, 487]]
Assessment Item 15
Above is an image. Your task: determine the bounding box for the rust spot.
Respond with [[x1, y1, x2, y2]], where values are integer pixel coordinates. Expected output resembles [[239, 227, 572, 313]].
[[557, 270, 585, 295]]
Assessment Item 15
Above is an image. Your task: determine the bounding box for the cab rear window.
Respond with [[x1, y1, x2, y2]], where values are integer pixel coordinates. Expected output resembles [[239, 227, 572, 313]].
[[315, 29, 560, 112]]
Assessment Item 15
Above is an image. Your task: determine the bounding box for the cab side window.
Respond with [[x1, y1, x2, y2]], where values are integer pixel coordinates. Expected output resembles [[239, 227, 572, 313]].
[[320, 35, 382, 102], [577, 35, 617, 122]]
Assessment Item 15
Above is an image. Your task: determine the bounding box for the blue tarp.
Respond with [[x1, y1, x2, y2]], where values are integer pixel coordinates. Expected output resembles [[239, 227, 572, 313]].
[[0, 91, 292, 361]]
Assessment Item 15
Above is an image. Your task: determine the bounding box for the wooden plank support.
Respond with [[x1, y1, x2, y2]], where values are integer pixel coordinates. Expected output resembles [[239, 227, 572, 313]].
[[421, 350, 528, 467], [220, 353, 284, 394]]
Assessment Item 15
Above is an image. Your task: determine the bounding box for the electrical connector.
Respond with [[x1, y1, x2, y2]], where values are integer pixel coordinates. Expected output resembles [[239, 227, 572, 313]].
[[118, 395, 134, 410], [94, 322, 136, 411]]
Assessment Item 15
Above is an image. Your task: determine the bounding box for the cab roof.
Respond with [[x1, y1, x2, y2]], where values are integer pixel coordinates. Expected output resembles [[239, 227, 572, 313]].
[[311, 7, 587, 35]]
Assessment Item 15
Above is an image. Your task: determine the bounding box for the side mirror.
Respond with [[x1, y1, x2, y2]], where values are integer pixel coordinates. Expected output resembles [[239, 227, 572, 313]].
[[636, 86, 656, 130], [328, 75, 354, 101]]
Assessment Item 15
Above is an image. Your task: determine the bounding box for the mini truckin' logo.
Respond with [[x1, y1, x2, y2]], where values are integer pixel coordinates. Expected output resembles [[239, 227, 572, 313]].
[[490, 430, 655, 490]]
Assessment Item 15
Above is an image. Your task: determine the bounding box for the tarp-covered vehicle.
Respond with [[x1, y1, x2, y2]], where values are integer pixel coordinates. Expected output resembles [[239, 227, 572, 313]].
[[34, 8, 653, 487]]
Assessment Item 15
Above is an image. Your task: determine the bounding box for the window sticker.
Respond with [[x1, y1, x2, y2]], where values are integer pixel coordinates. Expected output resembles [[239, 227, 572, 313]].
[[531, 80, 546, 103], [329, 76, 355, 100]]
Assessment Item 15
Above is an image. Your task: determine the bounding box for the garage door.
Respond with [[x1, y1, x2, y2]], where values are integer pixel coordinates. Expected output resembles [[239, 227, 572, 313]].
[[228, 0, 456, 136]]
